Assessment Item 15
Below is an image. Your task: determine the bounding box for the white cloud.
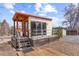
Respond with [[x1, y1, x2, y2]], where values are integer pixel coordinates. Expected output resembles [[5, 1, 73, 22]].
[[34, 3, 58, 16], [3, 3, 15, 14], [35, 3, 58, 13], [53, 17, 61, 27], [20, 11, 26, 13], [35, 3, 42, 8], [3, 3, 15, 10], [44, 4, 57, 13], [38, 13, 46, 16], [10, 10, 15, 15], [52, 17, 66, 27], [35, 3, 42, 12], [72, 3, 78, 6]]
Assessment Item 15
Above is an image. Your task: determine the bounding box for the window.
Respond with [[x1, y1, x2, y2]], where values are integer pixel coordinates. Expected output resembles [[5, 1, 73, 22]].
[[36, 22, 41, 35], [42, 23, 46, 29], [31, 21, 36, 30], [36, 22, 41, 30], [31, 21, 46, 36], [42, 23, 46, 35], [31, 22, 37, 36]]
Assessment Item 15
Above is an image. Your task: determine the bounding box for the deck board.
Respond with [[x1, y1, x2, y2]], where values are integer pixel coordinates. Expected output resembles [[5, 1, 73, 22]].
[[17, 47, 66, 56]]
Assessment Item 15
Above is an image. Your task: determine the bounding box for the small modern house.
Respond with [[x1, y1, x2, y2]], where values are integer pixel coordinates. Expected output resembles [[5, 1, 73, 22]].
[[12, 12, 53, 50]]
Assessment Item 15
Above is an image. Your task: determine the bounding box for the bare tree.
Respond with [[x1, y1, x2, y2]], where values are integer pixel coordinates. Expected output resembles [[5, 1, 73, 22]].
[[73, 4, 79, 28], [63, 3, 76, 29], [63, 3, 79, 34]]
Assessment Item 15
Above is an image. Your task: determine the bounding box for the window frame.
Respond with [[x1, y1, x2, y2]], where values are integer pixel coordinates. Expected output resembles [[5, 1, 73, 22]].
[[31, 21, 47, 36]]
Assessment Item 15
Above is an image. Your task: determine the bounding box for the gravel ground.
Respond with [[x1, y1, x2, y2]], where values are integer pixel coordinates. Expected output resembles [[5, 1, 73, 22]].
[[0, 41, 16, 56], [42, 39, 79, 56]]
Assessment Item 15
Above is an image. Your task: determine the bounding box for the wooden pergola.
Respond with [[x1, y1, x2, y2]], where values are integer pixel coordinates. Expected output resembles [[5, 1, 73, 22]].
[[13, 12, 29, 37]]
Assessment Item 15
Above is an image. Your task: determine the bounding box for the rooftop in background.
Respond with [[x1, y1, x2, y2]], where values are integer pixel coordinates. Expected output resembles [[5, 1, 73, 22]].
[[13, 12, 52, 21], [53, 27, 67, 29]]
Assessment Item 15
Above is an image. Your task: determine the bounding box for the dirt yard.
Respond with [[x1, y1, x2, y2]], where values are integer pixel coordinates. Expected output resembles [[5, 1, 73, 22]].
[[42, 39, 79, 56], [0, 41, 16, 56], [1, 37, 79, 56]]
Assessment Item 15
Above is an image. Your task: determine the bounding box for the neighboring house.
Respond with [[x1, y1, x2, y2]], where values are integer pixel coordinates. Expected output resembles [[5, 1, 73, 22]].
[[13, 12, 53, 47], [66, 28, 78, 35], [52, 27, 66, 37], [0, 20, 10, 36]]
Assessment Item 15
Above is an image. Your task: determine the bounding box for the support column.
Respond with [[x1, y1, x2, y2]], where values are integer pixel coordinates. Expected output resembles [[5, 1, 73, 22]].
[[14, 21, 15, 35], [22, 20, 26, 37], [28, 18, 31, 38], [16, 21, 18, 30]]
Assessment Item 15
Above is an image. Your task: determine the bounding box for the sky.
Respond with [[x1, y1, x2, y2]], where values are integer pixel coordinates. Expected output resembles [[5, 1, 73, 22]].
[[0, 3, 69, 27]]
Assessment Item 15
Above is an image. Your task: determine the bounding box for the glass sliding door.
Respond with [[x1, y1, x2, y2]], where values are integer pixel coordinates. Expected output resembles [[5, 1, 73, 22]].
[[31, 21, 37, 36], [36, 22, 41, 35], [42, 23, 46, 35], [31, 21, 47, 36]]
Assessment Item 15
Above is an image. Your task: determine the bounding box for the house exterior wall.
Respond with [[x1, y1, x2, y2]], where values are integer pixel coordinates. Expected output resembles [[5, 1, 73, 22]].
[[47, 21, 52, 36], [62, 29, 66, 37], [52, 28, 66, 37], [28, 17, 31, 38], [28, 17, 52, 40], [28, 17, 54, 47]]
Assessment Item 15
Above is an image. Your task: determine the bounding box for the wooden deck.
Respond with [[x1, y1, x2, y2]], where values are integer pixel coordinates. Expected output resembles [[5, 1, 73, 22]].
[[16, 47, 66, 56]]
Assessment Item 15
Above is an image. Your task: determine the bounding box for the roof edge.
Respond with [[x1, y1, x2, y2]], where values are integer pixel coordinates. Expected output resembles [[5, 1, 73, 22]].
[[14, 12, 52, 21]]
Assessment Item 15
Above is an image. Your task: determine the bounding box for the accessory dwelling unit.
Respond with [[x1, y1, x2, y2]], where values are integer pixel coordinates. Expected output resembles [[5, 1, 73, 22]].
[[11, 12, 53, 51]]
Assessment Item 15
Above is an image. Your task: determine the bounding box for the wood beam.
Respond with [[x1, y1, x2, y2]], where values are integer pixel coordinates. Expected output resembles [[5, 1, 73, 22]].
[[14, 21, 15, 35], [16, 21, 18, 30], [22, 20, 26, 37]]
